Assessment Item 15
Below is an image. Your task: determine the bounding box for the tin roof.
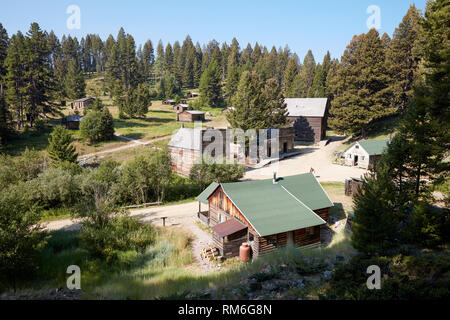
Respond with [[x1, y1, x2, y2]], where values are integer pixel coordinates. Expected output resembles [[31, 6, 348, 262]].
[[284, 98, 328, 117], [211, 219, 247, 237], [66, 115, 83, 122], [186, 110, 204, 115], [167, 127, 202, 150], [75, 97, 94, 102], [357, 139, 390, 156], [196, 182, 220, 204]]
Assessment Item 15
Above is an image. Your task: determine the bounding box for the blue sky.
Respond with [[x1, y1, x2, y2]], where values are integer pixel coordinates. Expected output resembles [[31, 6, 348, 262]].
[[0, 0, 427, 61]]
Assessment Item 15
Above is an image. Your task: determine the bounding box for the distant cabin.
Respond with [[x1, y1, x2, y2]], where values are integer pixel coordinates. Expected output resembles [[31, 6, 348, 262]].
[[345, 177, 364, 196], [196, 173, 333, 259], [343, 139, 390, 169], [70, 97, 95, 111], [177, 110, 205, 122], [162, 99, 176, 105], [66, 115, 83, 130], [173, 104, 191, 112], [187, 92, 199, 98], [284, 98, 329, 143]]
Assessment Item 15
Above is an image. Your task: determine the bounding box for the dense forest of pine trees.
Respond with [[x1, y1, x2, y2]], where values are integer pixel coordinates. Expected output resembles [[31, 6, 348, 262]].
[[0, 4, 437, 146]]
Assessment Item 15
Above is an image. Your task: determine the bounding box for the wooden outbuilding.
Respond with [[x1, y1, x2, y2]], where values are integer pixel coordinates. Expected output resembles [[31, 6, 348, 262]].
[[343, 139, 389, 169], [196, 173, 333, 259], [285, 98, 329, 143], [162, 99, 176, 105], [187, 92, 199, 98], [345, 177, 364, 196], [173, 104, 191, 112], [177, 110, 205, 122], [66, 115, 83, 130], [70, 97, 95, 112]]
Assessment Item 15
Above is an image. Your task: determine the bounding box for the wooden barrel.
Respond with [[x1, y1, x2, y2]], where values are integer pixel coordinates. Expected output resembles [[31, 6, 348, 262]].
[[239, 242, 251, 262]]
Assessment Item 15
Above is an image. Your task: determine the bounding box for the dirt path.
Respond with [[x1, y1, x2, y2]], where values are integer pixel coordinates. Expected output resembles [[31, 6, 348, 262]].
[[43, 201, 217, 273], [78, 134, 169, 159], [245, 136, 368, 182]]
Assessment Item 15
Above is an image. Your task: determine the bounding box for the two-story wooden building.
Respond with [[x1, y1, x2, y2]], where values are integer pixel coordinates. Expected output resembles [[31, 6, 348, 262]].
[[196, 173, 333, 259]]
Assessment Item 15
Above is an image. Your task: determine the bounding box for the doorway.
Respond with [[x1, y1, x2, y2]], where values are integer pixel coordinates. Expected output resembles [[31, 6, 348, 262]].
[[287, 231, 294, 246], [354, 155, 359, 166], [283, 142, 288, 154]]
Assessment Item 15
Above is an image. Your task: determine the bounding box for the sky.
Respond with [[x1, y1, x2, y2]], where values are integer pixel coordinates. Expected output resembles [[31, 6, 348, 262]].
[[0, 0, 427, 61]]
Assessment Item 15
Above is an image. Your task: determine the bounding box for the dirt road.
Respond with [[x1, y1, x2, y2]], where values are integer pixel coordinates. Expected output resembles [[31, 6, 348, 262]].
[[43, 201, 217, 273], [245, 136, 368, 182]]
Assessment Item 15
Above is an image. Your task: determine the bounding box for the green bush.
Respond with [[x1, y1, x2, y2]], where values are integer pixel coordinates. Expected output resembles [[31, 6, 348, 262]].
[[79, 108, 115, 143], [80, 214, 156, 263]]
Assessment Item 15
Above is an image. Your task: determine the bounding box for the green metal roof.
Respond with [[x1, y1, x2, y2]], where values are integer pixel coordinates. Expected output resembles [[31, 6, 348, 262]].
[[197, 173, 333, 236], [196, 182, 219, 204], [358, 139, 389, 156]]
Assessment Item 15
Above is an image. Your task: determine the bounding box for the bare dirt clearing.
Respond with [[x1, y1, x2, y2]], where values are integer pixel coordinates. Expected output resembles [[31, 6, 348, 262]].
[[245, 135, 368, 182]]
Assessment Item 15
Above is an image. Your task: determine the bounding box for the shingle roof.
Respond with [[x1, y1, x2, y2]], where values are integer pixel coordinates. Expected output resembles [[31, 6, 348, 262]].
[[167, 128, 202, 150], [284, 98, 328, 117], [75, 97, 94, 102], [198, 173, 333, 236], [357, 139, 390, 156], [211, 219, 247, 237]]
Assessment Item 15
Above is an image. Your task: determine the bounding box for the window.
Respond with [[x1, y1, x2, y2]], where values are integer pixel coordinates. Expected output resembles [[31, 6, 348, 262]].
[[306, 227, 314, 236], [348, 154, 352, 159], [248, 232, 254, 242], [361, 156, 365, 161], [267, 235, 278, 247], [219, 192, 224, 209], [355, 145, 359, 149]]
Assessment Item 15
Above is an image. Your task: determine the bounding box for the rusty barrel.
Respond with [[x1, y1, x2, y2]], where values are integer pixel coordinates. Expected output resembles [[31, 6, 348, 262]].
[[239, 242, 251, 262]]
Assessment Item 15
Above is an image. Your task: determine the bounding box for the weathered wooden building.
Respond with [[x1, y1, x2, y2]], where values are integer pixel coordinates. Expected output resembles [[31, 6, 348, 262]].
[[177, 110, 205, 122], [66, 115, 83, 130], [343, 139, 389, 169], [284, 98, 329, 143], [345, 177, 363, 196], [187, 92, 199, 98], [168, 127, 228, 176], [196, 173, 333, 259], [173, 104, 191, 112], [70, 97, 95, 111], [162, 99, 176, 105]]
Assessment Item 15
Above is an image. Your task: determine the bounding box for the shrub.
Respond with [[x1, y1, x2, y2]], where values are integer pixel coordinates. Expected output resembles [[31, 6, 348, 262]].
[[79, 108, 115, 143], [80, 214, 156, 263], [190, 161, 245, 190]]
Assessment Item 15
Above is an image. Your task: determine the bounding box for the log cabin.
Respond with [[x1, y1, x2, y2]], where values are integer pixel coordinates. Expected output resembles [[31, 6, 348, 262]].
[[284, 98, 329, 143], [70, 97, 95, 112], [162, 99, 176, 105], [196, 173, 334, 259], [66, 115, 83, 130], [177, 110, 205, 122], [173, 104, 191, 112], [343, 139, 389, 169]]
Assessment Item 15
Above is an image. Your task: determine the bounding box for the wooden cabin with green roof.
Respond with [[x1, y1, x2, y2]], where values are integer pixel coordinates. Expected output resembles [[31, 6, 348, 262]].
[[196, 173, 333, 259], [343, 139, 390, 169]]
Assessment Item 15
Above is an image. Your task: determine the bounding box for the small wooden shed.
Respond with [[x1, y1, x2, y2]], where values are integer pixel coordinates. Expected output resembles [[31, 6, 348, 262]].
[[162, 99, 176, 105], [211, 219, 248, 258], [343, 139, 389, 169], [173, 104, 191, 112], [70, 97, 95, 111], [177, 110, 205, 122], [345, 177, 363, 196], [66, 115, 83, 130]]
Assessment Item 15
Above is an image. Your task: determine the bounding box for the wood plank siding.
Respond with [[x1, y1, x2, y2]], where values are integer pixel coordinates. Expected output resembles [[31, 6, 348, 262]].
[[288, 116, 327, 143], [206, 185, 328, 259]]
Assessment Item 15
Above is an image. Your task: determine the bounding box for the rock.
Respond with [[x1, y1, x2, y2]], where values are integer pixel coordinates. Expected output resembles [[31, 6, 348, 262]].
[[262, 282, 279, 292], [249, 281, 262, 291]]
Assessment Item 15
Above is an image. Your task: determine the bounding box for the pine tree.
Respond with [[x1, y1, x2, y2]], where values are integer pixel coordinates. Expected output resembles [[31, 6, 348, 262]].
[[385, 4, 424, 112], [283, 55, 299, 97], [47, 125, 78, 164], [0, 23, 9, 145], [65, 58, 86, 100], [223, 65, 241, 104], [24, 23, 53, 127], [291, 50, 316, 97], [309, 51, 331, 98], [4, 32, 27, 130], [164, 43, 174, 73], [329, 30, 395, 136], [199, 58, 223, 107], [227, 71, 287, 130]]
